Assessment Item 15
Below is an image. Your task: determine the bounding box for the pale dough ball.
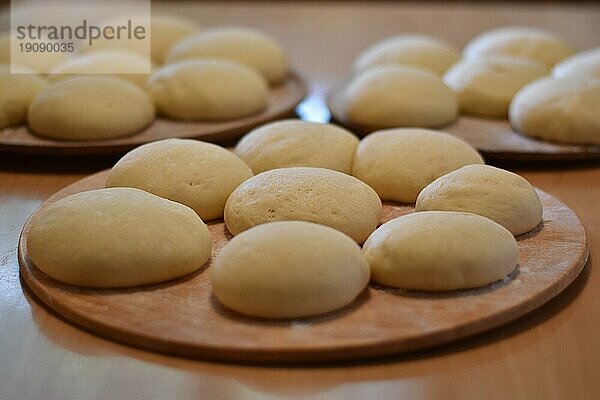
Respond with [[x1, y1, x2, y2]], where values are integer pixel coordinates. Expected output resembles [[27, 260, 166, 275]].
[[552, 47, 600, 80], [27, 187, 211, 288], [224, 167, 382, 244], [363, 211, 518, 291], [106, 139, 253, 221], [0, 64, 46, 128], [212, 221, 370, 319], [49, 50, 152, 87], [234, 119, 359, 174], [443, 56, 547, 118], [352, 128, 484, 203], [0, 33, 69, 72], [343, 66, 458, 130], [28, 76, 155, 140], [353, 34, 460, 75], [509, 77, 600, 145], [416, 165, 542, 236], [463, 27, 576, 68], [149, 59, 268, 120], [148, 15, 199, 64], [166, 27, 289, 85]]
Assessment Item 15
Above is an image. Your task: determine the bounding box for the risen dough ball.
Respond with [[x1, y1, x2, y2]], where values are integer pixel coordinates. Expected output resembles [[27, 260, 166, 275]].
[[224, 167, 382, 244], [363, 211, 518, 291], [149, 59, 268, 120], [212, 221, 370, 319], [343, 66, 458, 130], [27, 188, 211, 288], [443, 56, 547, 118], [235, 120, 359, 174], [353, 34, 460, 75], [416, 165, 542, 235], [352, 129, 484, 203], [106, 139, 253, 221], [167, 27, 289, 84], [463, 27, 576, 68], [509, 77, 600, 145], [552, 47, 600, 80], [0, 65, 46, 128], [148, 15, 199, 63], [28, 76, 155, 140], [49, 51, 152, 87]]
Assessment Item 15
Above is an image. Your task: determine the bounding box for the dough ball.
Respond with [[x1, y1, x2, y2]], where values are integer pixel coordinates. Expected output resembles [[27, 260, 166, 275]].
[[416, 165, 542, 236], [148, 15, 199, 64], [106, 139, 253, 221], [363, 211, 518, 291], [149, 59, 268, 121], [0, 65, 46, 128], [463, 27, 576, 68], [509, 77, 600, 145], [28, 76, 155, 141], [552, 47, 600, 80], [0, 33, 69, 72], [212, 221, 370, 319], [352, 128, 484, 203], [443, 56, 547, 118], [27, 188, 211, 288], [166, 27, 289, 85], [353, 34, 460, 75], [235, 119, 359, 174], [49, 50, 152, 87], [224, 167, 382, 244], [343, 66, 458, 130]]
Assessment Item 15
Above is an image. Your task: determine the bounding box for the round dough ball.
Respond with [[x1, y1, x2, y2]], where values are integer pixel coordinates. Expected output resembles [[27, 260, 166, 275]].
[[363, 211, 518, 291], [352, 128, 484, 203], [552, 47, 600, 80], [443, 56, 547, 118], [49, 50, 152, 87], [235, 119, 359, 174], [106, 139, 253, 221], [0, 33, 69, 72], [149, 59, 268, 120], [509, 77, 600, 145], [353, 34, 460, 75], [463, 27, 576, 68], [27, 187, 212, 288], [343, 66, 458, 130], [416, 165, 542, 235], [166, 27, 289, 85], [0, 65, 46, 128], [148, 15, 199, 64], [224, 167, 382, 244], [212, 221, 370, 319], [28, 76, 155, 140]]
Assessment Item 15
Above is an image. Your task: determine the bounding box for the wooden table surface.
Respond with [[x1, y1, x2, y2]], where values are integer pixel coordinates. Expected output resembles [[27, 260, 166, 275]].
[[1, 2, 599, 399]]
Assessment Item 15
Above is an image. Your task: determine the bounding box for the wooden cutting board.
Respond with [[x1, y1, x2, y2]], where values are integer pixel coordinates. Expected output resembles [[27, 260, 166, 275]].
[[18, 170, 589, 362], [0, 73, 306, 155], [327, 87, 600, 162]]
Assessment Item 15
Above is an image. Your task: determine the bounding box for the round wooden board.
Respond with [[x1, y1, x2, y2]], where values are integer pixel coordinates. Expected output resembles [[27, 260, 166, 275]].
[[0, 73, 306, 156], [327, 87, 600, 162], [18, 170, 589, 363]]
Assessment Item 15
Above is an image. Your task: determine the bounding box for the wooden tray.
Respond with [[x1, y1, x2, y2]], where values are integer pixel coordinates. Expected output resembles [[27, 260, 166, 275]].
[[0, 73, 307, 156], [327, 87, 600, 162], [18, 170, 589, 362]]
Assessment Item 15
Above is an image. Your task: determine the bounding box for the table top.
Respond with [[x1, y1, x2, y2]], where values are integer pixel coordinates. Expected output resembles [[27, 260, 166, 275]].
[[1, 2, 599, 399]]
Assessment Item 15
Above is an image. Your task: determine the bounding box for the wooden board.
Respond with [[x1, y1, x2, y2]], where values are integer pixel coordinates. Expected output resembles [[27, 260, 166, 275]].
[[0, 73, 306, 156], [18, 170, 589, 363], [327, 87, 600, 162]]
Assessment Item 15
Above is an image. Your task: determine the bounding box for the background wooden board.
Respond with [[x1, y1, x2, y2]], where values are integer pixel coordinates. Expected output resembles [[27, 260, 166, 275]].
[[0, 73, 306, 155], [327, 86, 600, 162], [18, 170, 589, 362]]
